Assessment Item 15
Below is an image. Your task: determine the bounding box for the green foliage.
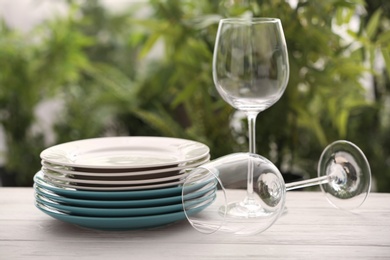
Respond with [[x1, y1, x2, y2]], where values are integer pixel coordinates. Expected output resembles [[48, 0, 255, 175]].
[[0, 11, 91, 184], [1, 0, 390, 191]]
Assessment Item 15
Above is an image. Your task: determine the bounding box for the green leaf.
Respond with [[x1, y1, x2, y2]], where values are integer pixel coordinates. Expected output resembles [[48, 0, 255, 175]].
[[336, 109, 349, 138], [171, 81, 198, 108], [381, 47, 390, 78], [139, 32, 161, 58], [377, 31, 390, 45], [295, 107, 328, 146], [131, 107, 186, 137], [366, 9, 382, 40], [186, 14, 222, 29]]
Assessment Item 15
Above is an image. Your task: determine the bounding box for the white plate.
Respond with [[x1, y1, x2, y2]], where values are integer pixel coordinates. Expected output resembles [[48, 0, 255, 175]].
[[42, 168, 191, 185], [41, 154, 210, 177], [40, 136, 209, 169], [43, 173, 185, 191]]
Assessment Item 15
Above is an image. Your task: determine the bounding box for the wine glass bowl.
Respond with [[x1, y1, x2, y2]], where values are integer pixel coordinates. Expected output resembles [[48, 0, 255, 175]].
[[182, 153, 286, 235], [182, 140, 372, 235], [213, 18, 289, 112]]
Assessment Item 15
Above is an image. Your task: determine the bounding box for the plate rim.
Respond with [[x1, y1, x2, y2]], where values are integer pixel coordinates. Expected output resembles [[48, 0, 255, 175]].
[[34, 184, 183, 207], [35, 200, 187, 230], [44, 175, 184, 191], [41, 154, 210, 177], [34, 181, 216, 208], [34, 171, 183, 199], [34, 197, 212, 230], [40, 136, 210, 169], [34, 193, 184, 217], [42, 168, 190, 186]]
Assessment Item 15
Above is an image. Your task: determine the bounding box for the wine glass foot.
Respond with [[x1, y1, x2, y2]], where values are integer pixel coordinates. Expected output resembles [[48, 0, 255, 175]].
[[318, 140, 371, 210]]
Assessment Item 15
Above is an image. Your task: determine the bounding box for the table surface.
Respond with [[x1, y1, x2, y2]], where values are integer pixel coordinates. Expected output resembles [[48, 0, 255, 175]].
[[1, 188, 389, 259]]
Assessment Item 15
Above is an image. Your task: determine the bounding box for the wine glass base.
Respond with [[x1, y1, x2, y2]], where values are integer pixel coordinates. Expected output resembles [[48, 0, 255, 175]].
[[219, 200, 273, 218], [318, 140, 371, 210]]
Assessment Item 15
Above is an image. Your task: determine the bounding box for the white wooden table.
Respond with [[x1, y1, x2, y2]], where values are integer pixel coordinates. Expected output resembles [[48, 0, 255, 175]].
[[1, 188, 389, 259]]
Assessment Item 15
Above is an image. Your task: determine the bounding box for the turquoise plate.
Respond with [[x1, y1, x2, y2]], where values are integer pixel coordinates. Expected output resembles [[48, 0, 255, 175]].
[[35, 191, 215, 217], [35, 199, 212, 230], [34, 184, 182, 208], [34, 179, 216, 208], [35, 193, 183, 217]]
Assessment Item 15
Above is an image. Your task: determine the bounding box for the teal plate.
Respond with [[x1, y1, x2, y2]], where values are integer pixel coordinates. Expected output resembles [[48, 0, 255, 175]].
[[34, 184, 183, 208], [35, 193, 183, 217], [35, 191, 215, 217], [35, 199, 212, 230], [34, 179, 216, 208], [34, 171, 183, 200]]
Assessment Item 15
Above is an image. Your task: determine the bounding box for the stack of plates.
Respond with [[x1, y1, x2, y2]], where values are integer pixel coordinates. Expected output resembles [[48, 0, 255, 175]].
[[33, 136, 215, 230]]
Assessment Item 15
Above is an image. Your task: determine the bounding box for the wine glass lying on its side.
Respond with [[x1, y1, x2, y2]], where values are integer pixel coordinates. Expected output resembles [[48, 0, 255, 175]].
[[182, 140, 371, 236]]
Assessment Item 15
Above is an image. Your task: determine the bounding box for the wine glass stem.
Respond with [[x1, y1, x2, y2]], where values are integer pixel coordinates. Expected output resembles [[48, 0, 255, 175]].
[[246, 111, 259, 199], [285, 175, 329, 191], [247, 112, 259, 154]]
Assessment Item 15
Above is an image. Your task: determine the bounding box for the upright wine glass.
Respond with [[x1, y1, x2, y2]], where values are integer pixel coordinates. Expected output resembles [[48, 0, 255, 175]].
[[213, 18, 289, 217], [182, 140, 371, 235]]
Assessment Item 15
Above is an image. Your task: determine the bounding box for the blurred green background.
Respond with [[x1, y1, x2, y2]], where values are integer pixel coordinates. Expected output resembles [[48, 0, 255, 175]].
[[1, 0, 390, 192]]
